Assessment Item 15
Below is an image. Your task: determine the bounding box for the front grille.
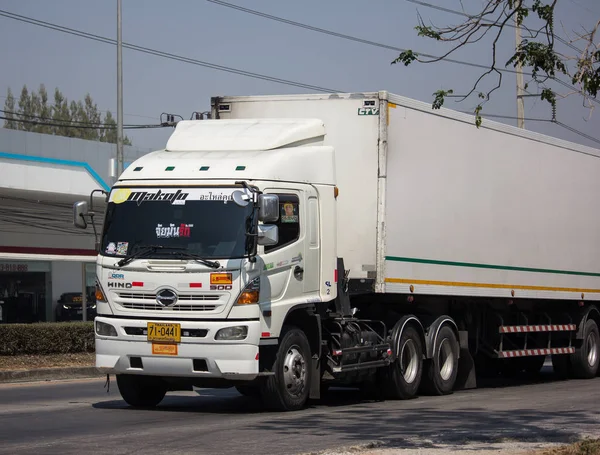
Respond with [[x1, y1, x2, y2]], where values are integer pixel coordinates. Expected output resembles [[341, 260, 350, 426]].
[[120, 302, 217, 311], [115, 291, 222, 312], [117, 293, 219, 301]]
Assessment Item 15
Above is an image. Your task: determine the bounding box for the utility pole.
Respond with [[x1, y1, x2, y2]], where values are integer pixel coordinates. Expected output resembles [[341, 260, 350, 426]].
[[116, 0, 124, 176], [515, 17, 525, 129]]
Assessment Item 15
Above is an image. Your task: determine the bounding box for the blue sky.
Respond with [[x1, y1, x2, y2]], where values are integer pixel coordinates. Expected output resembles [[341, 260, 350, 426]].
[[1, 0, 599, 149]]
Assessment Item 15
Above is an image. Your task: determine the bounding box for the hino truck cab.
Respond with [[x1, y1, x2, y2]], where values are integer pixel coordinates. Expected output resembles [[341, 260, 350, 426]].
[[73, 118, 338, 410]]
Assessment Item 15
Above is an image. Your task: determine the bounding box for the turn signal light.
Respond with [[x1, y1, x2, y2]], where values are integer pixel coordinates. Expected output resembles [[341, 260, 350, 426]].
[[95, 283, 107, 302], [236, 277, 260, 305]]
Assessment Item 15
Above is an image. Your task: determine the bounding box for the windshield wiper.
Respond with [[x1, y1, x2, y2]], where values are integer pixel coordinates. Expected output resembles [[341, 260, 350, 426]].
[[166, 250, 221, 269], [116, 244, 179, 267]]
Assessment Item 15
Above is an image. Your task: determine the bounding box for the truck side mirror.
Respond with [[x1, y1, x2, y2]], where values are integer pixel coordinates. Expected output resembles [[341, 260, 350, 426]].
[[257, 224, 278, 246], [73, 201, 89, 229], [258, 194, 279, 222]]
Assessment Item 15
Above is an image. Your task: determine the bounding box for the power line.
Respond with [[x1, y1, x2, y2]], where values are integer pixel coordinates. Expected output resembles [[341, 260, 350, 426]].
[[0, 108, 156, 127], [0, 115, 165, 130], [207, 0, 526, 77], [403, 0, 584, 55], [1, 7, 597, 146], [403, 0, 599, 105], [0, 9, 338, 94], [208, 0, 598, 106]]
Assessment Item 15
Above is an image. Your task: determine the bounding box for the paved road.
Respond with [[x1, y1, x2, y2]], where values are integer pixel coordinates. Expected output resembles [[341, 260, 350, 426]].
[[0, 369, 599, 455]]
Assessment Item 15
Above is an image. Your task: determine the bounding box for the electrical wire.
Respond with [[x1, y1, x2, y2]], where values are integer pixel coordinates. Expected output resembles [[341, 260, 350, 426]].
[[0, 108, 158, 128], [403, 0, 584, 54], [206, 0, 527, 77], [209, 0, 598, 106], [0, 7, 597, 145], [0, 9, 338, 94], [0, 115, 166, 130]]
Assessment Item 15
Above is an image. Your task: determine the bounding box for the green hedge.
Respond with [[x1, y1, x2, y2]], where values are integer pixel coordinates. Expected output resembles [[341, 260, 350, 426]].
[[0, 322, 95, 355]]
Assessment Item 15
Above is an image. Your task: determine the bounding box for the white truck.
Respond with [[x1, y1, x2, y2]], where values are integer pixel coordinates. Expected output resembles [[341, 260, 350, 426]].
[[73, 91, 600, 411]]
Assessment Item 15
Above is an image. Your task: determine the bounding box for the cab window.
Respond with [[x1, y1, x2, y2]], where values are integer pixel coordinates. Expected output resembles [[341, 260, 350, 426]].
[[264, 194, 300, 253]]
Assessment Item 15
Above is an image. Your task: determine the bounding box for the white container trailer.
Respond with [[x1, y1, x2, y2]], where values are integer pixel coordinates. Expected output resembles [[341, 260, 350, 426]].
[[73, 91, 600, 411], [213, 91, 600, 301]]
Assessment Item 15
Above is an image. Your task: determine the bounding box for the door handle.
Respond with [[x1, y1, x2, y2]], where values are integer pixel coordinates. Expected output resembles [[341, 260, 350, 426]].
[[293, 266, 304, 280]]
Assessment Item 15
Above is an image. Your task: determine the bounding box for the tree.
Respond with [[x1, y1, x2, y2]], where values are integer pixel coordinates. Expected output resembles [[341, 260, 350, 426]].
[[2, 88, 17, 129], [3, 84, 133, 144], [17, 85, 34, 132], [37, 84, 52, 135], [393, 0, 599, 126]]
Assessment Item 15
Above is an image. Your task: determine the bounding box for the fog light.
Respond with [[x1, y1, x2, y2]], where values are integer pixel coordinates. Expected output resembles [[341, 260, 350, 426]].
[[96, 321, 117, 337], [215, 326, 248, 340]]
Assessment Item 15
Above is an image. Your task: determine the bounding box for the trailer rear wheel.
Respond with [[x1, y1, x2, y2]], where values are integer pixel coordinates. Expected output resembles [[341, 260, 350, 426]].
[[422, 325, 459, 395], [571, 319, 600, 379], [260, 325, 311, 411], [116, 374, 167, 408], [385, 325, 423, 400]]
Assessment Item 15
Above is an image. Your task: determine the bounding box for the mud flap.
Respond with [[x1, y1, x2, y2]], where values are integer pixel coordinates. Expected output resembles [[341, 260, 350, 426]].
[[455, 330, 477, 390], [309, 354, 321, 400]]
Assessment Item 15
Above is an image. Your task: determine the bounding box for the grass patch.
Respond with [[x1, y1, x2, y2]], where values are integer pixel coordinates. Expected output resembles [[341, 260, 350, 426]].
[[536, 439, 600, 455]]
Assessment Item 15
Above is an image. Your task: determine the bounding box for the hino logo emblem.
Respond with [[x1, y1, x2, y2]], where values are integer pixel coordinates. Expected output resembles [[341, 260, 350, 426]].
[[156, 289, 178, 306]]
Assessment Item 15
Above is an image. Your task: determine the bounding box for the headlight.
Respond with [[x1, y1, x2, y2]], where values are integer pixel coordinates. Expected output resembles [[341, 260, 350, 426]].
[[215, 326, 248, 340], [62, 304, 69, 310], [236, 277, 260, 305], [95, 320, 117, 337]]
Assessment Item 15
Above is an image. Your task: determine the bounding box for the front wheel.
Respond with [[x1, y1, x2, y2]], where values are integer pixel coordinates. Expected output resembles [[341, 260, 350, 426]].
[[116, 374, 167, 408], [421, 325, 459, 395], [260, 326, 312, 411]]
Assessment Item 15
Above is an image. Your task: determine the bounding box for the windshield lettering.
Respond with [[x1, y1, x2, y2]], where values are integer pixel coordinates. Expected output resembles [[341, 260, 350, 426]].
[[128, 189, 189, 205], [156, 223, 193, 238]]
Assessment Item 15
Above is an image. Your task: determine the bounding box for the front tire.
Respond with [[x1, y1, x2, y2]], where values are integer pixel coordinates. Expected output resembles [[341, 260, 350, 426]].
[[571, 319, 600, 379], [421, 325, 459, 395], [260, 326, 312, 411], [116, 374, 167, 408]]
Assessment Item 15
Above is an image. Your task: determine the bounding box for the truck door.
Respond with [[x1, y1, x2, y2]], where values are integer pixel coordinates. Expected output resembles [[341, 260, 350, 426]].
[[260, 188, 320, 304]]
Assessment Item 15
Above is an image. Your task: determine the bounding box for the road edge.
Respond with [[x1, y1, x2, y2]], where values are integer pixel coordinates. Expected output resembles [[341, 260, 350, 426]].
[[0, 367, 104, 383]]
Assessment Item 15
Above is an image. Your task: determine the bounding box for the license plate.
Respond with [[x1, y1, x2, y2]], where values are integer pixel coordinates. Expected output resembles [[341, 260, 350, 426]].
[[77, 310, 83, 315], [152, 343, 178, 356], [147, 322, 181, 343]]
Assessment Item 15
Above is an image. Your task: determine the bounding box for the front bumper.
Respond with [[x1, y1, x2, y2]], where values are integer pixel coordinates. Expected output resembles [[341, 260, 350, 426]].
[[95, 316, 260, 381]]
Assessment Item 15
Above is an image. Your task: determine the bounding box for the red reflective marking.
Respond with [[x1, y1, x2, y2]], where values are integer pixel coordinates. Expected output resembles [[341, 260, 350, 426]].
[[132, 282, 143, 287], [334, 269, 338, 283], [261, 332, 270, 338], [255, 353, 260, 360], [189, 283, 202, 288]]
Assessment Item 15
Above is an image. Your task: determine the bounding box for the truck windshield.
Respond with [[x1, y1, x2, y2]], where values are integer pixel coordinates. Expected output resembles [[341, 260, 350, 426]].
[[100, 187, 254, 260]]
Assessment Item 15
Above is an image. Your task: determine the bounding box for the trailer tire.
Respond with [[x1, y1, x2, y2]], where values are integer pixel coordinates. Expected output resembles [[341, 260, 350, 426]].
[[385, 325, 423, 400], [116, 374, 167, 408], [421, 325, 459, 395], [260, 325, 311, 411], [571, 319, 600, 379]]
